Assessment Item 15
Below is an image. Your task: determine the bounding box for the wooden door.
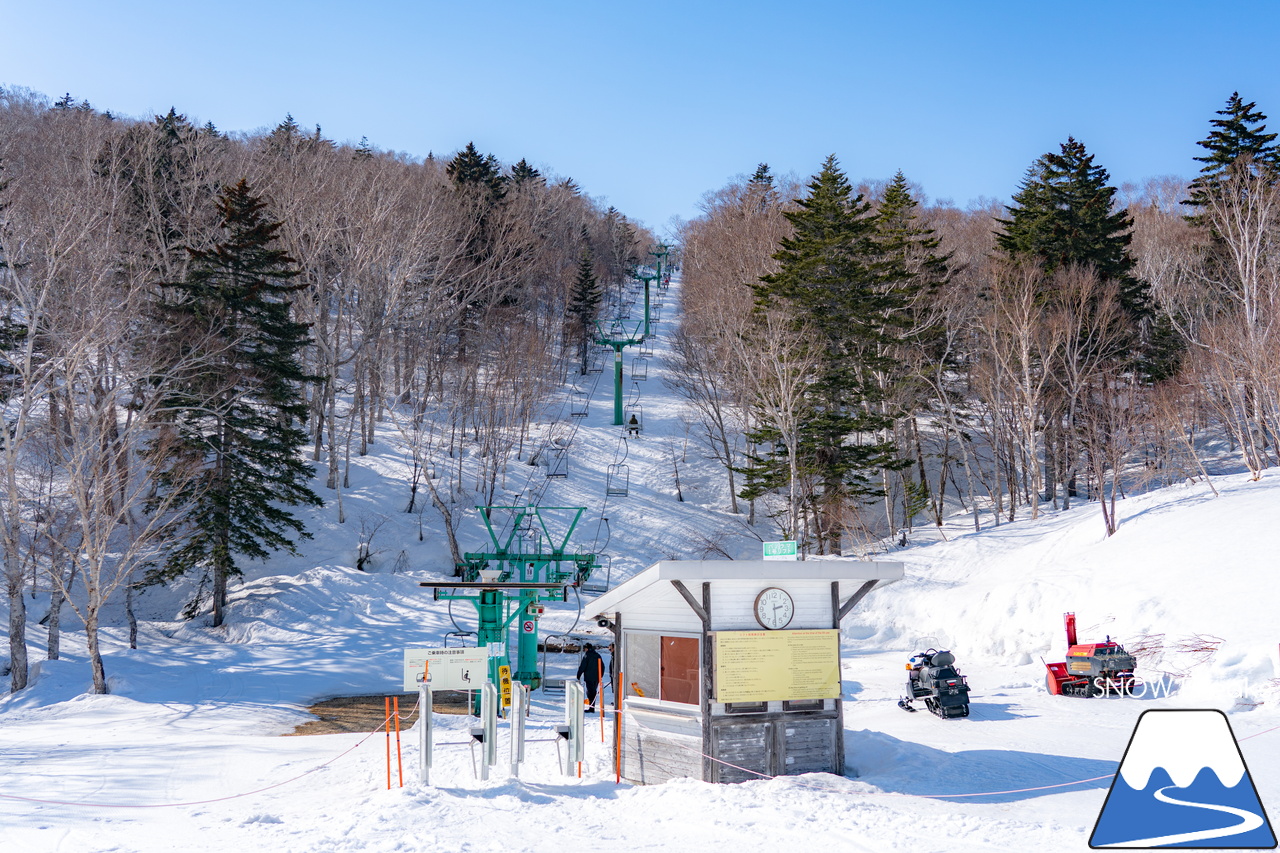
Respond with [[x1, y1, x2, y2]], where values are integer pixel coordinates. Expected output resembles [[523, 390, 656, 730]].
[[659, 635, 699, 705]]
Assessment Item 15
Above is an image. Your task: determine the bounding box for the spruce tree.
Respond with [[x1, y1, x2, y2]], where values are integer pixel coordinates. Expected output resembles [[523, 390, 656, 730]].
[[446, 142, 506, 200], [509, 158, 543, 186], [873, 173, 952, 526], [150, 180, 322, 626], [751, 155, 902, 553], [997, 137, 1143, 317], [746, 163, 777, 213], [876, 172, 950, 305], [1185, 92, 1279, 223], [567, 244, 602, 373]]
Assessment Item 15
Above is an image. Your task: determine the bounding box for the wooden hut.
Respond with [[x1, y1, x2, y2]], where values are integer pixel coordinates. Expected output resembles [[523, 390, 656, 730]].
[[588, 559, 903, 784]]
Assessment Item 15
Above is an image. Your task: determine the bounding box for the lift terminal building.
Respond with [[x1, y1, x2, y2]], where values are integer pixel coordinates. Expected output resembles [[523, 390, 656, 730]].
[[589, 559, 903, 784]]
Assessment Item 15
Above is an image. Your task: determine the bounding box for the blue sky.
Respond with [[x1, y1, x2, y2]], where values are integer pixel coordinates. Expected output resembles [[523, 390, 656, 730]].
[[4, 1, 1278, 236]]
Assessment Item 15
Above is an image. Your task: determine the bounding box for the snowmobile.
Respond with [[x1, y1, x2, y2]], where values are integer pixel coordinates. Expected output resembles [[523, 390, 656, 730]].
[[898, 649, 970, 718]]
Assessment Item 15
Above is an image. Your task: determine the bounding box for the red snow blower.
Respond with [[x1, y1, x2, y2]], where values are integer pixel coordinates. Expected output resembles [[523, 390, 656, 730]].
[[1044, 612, 1138, 697]]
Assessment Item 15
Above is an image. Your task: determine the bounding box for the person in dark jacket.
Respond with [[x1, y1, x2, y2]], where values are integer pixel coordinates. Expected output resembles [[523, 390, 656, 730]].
[[576, 643, 604, 712]]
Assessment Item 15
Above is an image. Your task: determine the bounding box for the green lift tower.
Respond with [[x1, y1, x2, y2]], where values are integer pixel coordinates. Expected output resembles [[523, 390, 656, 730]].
[[420, 506, 600, 693]]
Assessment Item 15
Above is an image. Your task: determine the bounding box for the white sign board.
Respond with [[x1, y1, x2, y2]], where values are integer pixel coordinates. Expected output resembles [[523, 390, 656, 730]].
[[762, 540, 798, 561], [402, 647, 489, 692]]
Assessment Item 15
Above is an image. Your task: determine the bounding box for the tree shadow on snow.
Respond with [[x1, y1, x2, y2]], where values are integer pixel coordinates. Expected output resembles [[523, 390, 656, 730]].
[[847, 729, 1114, 804]]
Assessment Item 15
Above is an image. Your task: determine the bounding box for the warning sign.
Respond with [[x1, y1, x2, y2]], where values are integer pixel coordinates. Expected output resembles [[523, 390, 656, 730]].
[[402, 647, 488, 692], [522, 620, 536, 634], [498, 664, 512, 708]]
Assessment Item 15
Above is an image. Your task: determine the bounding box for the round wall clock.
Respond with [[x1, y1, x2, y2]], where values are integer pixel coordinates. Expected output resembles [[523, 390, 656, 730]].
[[753, 587, 795, 629]]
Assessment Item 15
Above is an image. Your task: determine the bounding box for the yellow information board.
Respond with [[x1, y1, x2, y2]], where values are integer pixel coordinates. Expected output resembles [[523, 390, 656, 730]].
[[498, 664, 512, 708], [713, 629, 841, 703]]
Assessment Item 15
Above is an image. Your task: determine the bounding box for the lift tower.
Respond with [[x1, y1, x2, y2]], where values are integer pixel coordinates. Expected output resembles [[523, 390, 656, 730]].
[[421, 506, 600, 692], [594, 318, 646, 426]]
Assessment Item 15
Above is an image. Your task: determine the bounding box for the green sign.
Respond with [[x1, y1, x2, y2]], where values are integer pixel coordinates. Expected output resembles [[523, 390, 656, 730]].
[[762, 540, 798, 561]]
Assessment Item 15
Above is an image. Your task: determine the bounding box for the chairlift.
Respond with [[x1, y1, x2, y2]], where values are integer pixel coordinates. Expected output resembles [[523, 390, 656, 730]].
[[545, 446, 568, 478], [515, 524, 543, 556], [638, 342, 654, 358], [623, 404, 643, 437], [540, 632, 584, 693], [651, 305, 662, 323], [631, 356, 648, 381], [570, 389, 589, 417], [580, 555, 612, 594], [586, 354, 603, 374], [605, 463, 630, 497], [444, 630, 477, 648]]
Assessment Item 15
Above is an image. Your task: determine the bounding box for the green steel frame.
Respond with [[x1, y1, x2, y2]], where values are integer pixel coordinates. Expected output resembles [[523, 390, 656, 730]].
[[438, 506, 601, 691], [593, 317, 646, 426]]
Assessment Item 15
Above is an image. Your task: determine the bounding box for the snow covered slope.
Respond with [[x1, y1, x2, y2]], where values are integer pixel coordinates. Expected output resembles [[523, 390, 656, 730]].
[[2, 279, 1278, 852]]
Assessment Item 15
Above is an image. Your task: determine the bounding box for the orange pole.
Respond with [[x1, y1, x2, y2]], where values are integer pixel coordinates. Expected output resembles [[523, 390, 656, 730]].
[[384, 697, 392, 790], [394, 697, 404, 788], [598, 659, 606, 742]]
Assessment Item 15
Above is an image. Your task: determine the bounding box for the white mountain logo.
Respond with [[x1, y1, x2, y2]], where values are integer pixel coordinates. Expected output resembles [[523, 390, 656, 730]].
[[1091, 709, 1276, 848]]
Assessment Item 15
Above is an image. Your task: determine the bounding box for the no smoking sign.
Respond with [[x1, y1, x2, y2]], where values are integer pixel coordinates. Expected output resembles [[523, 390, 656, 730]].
[[521, 620, 535, 633]]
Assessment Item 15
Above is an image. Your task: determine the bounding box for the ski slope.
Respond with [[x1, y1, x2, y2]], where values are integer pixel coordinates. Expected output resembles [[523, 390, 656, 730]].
[[2, 278, 1278, 853]]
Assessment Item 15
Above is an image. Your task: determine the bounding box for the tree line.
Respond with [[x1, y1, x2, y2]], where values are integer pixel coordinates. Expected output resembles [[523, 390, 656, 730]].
[[674, 92, 1279, 553], [0, 87, 650, 694]]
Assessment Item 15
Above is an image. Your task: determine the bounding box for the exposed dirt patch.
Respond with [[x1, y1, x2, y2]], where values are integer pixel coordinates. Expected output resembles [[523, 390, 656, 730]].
[[286, 691, 472, 736]]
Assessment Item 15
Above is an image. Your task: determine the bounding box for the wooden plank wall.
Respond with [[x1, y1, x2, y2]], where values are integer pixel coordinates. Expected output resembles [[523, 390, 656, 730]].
[[707, 712, 839, 782], [621, 710, 702, 785]]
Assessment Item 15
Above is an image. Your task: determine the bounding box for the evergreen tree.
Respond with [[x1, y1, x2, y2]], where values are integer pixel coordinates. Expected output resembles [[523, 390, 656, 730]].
[[876, 172, 950, 304], [1185, 92, 1279, 223], [0, 161, 25, 403], [602, 207, 640, 283], [149, 180, 322, 626], [874, 173, 950, 382], [269, 113, 300, 148], [996, 136, 1156, 377], [997, 137, 1143, 318], [567, 244, 602, 373], [446, 142, 506, 200], [509, 158, 543, 186], [751, 155, 903, 553], [354, 136, 374, 161], [998, 139, 1153, 504], [873, 173, 953, 525], [108, 107, 221, 288], [745, 163, 777, 213]]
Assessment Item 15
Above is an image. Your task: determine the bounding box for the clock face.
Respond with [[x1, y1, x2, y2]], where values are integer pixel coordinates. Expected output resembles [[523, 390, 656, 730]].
[[753, 587, 795, 630]]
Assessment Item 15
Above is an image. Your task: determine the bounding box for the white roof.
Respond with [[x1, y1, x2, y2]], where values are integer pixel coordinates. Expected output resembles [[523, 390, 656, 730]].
[[587, 558, 903, 617]]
